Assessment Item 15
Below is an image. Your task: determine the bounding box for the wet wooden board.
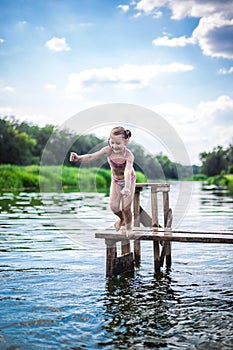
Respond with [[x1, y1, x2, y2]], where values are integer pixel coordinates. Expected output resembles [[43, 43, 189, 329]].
[[95, 229, 233, 244]]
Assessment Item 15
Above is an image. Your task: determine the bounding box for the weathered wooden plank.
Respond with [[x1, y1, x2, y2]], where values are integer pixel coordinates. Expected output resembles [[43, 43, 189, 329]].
[[151, 185, 170, 193], [136, 233, 233, 244], [160, 229, 233, 236], [160, 208, 173, 268], [151, 190, 160, 272], [163, 192, 170, 227], [139, 206, 152, 227], [133, 189, 141, 227], [96, 227, 233, 235], [105, 239, 117, 277], [133, 188, 141, 263], [135, 183, 170, 193], [135, 233, 233, 244], [96, 232, 233, 244], [153, 239, 160, 273]]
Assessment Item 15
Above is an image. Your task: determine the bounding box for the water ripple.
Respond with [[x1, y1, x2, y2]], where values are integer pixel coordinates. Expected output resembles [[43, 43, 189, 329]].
[[0, 185, 232, 349]]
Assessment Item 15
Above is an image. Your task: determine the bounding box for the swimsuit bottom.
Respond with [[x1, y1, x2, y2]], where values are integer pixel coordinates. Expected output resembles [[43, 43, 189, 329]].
[[112, 174, 136, 186]]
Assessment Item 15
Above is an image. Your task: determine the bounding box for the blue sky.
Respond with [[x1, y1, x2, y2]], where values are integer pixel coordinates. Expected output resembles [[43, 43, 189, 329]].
[[0, 0, 233, 164]]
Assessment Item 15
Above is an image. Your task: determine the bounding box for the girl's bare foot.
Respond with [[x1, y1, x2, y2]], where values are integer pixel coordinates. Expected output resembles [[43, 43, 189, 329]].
[[125, 229, 134, 238], [114, 220, 124, 231]]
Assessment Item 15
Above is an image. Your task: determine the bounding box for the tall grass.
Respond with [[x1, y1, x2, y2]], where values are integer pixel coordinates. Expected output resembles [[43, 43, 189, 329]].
[[207, 173, 233, 195], [0, 165, 147, 193], [225, 175, 233, 194], [0, 165, 39, 189]]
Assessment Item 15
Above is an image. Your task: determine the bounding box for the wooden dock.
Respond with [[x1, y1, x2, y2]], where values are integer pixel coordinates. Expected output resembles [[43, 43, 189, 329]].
[[95, 183, 233, 277]]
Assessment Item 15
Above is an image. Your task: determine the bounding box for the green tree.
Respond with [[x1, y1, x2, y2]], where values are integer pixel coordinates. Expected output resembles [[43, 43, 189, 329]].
[[0, 116, 198, 180], [0, 118, 36, 165], [16, 121, 54, 161], [226, 144, 233, 173], [200, 146, 228, 176]]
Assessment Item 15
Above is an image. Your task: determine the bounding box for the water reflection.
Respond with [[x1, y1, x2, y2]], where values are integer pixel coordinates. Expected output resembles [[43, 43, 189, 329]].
[[0, 183, 232, 349], [98, 262, 233, 349], [99, 273, 175, 348]]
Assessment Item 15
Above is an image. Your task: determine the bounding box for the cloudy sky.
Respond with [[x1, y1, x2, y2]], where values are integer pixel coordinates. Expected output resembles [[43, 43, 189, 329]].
[[0, 0, 233, 164]]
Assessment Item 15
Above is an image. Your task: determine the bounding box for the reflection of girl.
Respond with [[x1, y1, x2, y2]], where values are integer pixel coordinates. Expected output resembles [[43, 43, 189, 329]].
[[70, 126, 136, 236]]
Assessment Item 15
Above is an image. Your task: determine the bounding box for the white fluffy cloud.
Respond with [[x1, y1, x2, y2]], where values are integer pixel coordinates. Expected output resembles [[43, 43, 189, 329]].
[[45, 37, 71, 52], [150, 95, 233, 163], [192, 14, 233, 59], [136, 0, 166, 15], [118, 4, 130, 12], [156, 95, 233, 127], [45, 83, 57, 90], [197, 95, 233, 125], [66, 62, 194, 96], [135, 0, 233, 19], [3, 86, 15, 93], [218, 66, 233, 75], [16, 20, 27, 28], [135, 0, 233, 59], [153, 35, 196, 47]]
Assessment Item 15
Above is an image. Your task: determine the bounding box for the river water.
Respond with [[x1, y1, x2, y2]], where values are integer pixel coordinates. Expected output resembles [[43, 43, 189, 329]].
[[0, 182, 232, 349]]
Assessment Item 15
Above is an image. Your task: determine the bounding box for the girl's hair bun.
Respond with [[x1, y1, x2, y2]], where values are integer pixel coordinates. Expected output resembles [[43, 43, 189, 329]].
[[110, 126, 132, 139], [124, 129, 131, 139]]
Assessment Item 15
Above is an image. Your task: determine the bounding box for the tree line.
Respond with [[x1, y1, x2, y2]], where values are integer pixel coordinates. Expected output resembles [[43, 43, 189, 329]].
[[1, 116, 231, 179], [200, 145, 233, 177]]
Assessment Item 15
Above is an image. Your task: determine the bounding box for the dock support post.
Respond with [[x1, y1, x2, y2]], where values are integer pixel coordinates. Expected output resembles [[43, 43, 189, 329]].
[[133, 186, 142, 264], [160, 208, 172, 268], [151, 187, 160, 273], [163, 192, 172, 268], [165, 211, 172, 268], [106, 239, 117, 277], [105, 239, 134, 278]]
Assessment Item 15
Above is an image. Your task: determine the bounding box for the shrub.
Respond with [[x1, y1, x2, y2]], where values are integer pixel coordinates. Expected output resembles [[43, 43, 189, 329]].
[[192, 174, 208, 181], [135, 171, 147, 183]]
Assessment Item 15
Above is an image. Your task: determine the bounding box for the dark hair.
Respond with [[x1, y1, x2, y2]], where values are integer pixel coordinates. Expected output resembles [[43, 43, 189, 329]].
[[110, 126, 132, 139]]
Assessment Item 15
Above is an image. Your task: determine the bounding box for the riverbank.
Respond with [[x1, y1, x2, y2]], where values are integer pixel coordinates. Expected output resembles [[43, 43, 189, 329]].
[[191, 173, 233, 194], [207, 174, 233, 194], [1, 165, 232, 195], [0, 165, 147, 192]]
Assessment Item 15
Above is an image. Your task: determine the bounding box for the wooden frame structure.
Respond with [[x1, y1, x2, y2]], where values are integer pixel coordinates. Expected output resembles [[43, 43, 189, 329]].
[[95, 183, 233, 277]]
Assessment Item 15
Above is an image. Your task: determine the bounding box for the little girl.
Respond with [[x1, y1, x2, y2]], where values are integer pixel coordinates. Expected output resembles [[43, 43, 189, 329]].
[[70, 126, 136, 236]]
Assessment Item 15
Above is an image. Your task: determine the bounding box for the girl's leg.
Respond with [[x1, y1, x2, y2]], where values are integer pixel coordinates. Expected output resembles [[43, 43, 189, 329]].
[[109, 181, 124, 231], [122, 181, 136, 235]]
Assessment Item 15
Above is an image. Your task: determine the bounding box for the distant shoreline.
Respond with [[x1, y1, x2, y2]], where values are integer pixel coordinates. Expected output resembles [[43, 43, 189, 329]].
[[0, 165, 232, 195], [0, 165, 146, 193]]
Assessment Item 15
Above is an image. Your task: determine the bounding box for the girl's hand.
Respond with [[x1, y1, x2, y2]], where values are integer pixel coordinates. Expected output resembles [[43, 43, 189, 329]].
[[70, 152, 79, 162], [121, 188, 131, 197]]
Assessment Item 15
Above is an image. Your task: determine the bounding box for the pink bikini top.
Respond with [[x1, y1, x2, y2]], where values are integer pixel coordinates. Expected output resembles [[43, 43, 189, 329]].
[[108, 148, 127, 169]]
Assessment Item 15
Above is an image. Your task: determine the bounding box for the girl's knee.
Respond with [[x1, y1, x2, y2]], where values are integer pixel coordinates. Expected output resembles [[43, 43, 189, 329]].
[[110, 203, 121, 213], [122, 207, 132, 216]]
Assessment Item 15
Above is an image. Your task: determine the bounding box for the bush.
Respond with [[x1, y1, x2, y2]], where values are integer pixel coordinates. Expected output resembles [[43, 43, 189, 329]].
[[21, 172, 39, 188], [225, 175, 233, 195], [0, 166, 23, 189], [0, 165, 39, 189], [62, 167, 79, 187], [192, 174, 208, 181], [135, 171, 147, 183]]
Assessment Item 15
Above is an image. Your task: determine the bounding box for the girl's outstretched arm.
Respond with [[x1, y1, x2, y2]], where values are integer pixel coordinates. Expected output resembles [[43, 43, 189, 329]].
[[70, 146, 109, 163], [121, 154, 134, 197]]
